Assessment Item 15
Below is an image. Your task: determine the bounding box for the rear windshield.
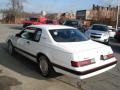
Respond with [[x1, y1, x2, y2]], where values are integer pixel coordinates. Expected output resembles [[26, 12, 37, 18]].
[[49, 29, 89, 42], [64, 21, 78, 27], [46, 20, 53, 24], [29, 18, 38, 22], [92, 25, 108, 31]]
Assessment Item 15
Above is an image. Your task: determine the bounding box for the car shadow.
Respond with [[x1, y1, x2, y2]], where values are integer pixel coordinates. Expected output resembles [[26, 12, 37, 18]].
[[110, 39, 120, 54], [9, 26, 23, 30], [0, 43, 62, 81]]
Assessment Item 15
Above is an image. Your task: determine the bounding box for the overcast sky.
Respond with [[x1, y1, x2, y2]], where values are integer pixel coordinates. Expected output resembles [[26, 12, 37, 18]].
[[0, 0, 117, 13]]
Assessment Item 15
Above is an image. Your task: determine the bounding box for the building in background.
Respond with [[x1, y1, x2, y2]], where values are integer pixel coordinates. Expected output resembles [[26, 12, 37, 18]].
[[58, 11, 76, 24], [76, 5, 118, 27], [0, 12, 3, 23], [46, 13, 61, 20], [65, 11, 76, 19], [76, 10, 92, 26]]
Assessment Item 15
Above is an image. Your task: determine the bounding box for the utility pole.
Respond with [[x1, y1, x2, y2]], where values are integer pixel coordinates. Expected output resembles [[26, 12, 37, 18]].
[[116, 0, 120, 30]]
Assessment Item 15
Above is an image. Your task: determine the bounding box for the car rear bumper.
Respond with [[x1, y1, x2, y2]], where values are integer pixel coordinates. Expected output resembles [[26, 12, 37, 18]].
[[53, 60, 117, 79], [77, 64, 116, 79], [79, 61, 117, 79]]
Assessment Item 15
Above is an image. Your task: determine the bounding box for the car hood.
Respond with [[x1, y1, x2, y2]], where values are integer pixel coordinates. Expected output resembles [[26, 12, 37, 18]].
[[56, 40, 110, 53]]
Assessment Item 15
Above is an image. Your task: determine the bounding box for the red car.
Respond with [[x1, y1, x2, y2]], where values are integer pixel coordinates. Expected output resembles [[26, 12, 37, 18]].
[[23, 16, 47, 28], [115, 29, 120, 41], [46, 19, 59, 25]]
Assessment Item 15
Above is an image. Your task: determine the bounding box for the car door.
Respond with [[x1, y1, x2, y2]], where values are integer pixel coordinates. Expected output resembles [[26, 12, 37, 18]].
[[16, 27, 36, 54], [25, 28, 42, 56], [12, 30, 27, 51], [19, 27, 42, 62]]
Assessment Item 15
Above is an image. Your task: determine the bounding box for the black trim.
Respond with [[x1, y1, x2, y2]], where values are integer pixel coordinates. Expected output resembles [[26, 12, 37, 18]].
[[52, 61, 117, 76], [14, 46, 37, 58]]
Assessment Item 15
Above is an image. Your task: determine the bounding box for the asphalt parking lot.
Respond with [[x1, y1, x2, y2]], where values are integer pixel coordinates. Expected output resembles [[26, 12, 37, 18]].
[[0, 24, 120, 90]]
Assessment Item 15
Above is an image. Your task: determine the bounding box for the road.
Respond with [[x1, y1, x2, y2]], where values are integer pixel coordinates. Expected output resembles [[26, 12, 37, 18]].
[[0, 24, 120, 90]]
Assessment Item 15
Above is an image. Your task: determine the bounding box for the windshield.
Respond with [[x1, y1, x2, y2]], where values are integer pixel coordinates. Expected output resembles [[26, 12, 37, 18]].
[[49, 29, 89, 42], [92, 25, 108, 31]]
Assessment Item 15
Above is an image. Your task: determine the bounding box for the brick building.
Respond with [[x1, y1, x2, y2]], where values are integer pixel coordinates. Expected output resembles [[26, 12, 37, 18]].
[[76, 5, 118, 27]]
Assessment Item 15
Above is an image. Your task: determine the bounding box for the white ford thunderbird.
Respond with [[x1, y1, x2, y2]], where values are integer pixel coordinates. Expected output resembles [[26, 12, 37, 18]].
[[6, 25, 117, 79]]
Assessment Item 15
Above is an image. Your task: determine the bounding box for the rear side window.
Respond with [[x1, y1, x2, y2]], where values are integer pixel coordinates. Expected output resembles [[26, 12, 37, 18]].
[[20, 27, 42, 42], [21, 30, 36, 41]]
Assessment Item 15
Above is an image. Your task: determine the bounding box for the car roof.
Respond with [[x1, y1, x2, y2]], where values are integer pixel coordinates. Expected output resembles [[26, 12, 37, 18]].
[[29, 24, 76, 30]]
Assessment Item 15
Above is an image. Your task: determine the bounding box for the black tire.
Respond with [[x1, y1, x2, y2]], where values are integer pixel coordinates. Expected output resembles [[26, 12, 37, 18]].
[[114, 37, 120, 42], [105, 41, 109, 45], [38, 55, 53, 77], [8, 41, 15, 56], [105, 38, 110, 45]]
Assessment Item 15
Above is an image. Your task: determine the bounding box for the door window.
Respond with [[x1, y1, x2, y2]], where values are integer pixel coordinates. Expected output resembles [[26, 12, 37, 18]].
[[21, 28, 36, 41], [20, 27, 42, 42]]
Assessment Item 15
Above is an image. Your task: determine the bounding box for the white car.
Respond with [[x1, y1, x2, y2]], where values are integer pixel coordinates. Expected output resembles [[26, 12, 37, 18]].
[[108, 26, 116, 38], [85, 24, 110, 44], [6, 25, 117, 79]]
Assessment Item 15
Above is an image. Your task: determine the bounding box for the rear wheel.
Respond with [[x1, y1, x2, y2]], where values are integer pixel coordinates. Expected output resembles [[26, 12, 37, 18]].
[[38, 55, 53, 77]]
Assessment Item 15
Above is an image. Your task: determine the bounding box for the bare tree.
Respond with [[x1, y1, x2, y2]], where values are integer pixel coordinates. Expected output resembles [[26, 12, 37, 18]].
[[99, 0, 118, 6], [5, 0, 27, 23], [102, 0, 120, 28], [9, 0, 26, 12]]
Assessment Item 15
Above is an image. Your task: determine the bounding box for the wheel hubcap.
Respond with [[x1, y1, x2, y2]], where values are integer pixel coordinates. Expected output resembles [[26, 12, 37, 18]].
[[8, 43, 12, 54], [39, 57, 48, 75]]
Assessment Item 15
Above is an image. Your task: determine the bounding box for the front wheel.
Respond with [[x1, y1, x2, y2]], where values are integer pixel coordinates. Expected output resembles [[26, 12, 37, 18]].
[[38, 55, 53, 77], [8, 41, 15, 56], [105, 39, 110, 45]]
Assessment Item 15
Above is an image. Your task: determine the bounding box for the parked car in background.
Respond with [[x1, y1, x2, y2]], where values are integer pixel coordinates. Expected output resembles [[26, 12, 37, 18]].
[[115, 28, 120, 41], [23, 16, 47, 28], [6, 25, 117, 79], [63, 20, 83, 31], [85, 24, 110, 44], [108, 26, 116, 38], [46, 19, 59, 25]]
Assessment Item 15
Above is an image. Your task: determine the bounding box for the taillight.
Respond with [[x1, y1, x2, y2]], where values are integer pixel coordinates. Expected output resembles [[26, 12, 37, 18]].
[[101, 54, 114, 60], [71, 59, 95, 67]]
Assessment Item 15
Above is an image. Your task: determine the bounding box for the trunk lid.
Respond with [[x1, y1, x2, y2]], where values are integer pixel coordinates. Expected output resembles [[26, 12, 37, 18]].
[[57, 40, 110, 53]]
